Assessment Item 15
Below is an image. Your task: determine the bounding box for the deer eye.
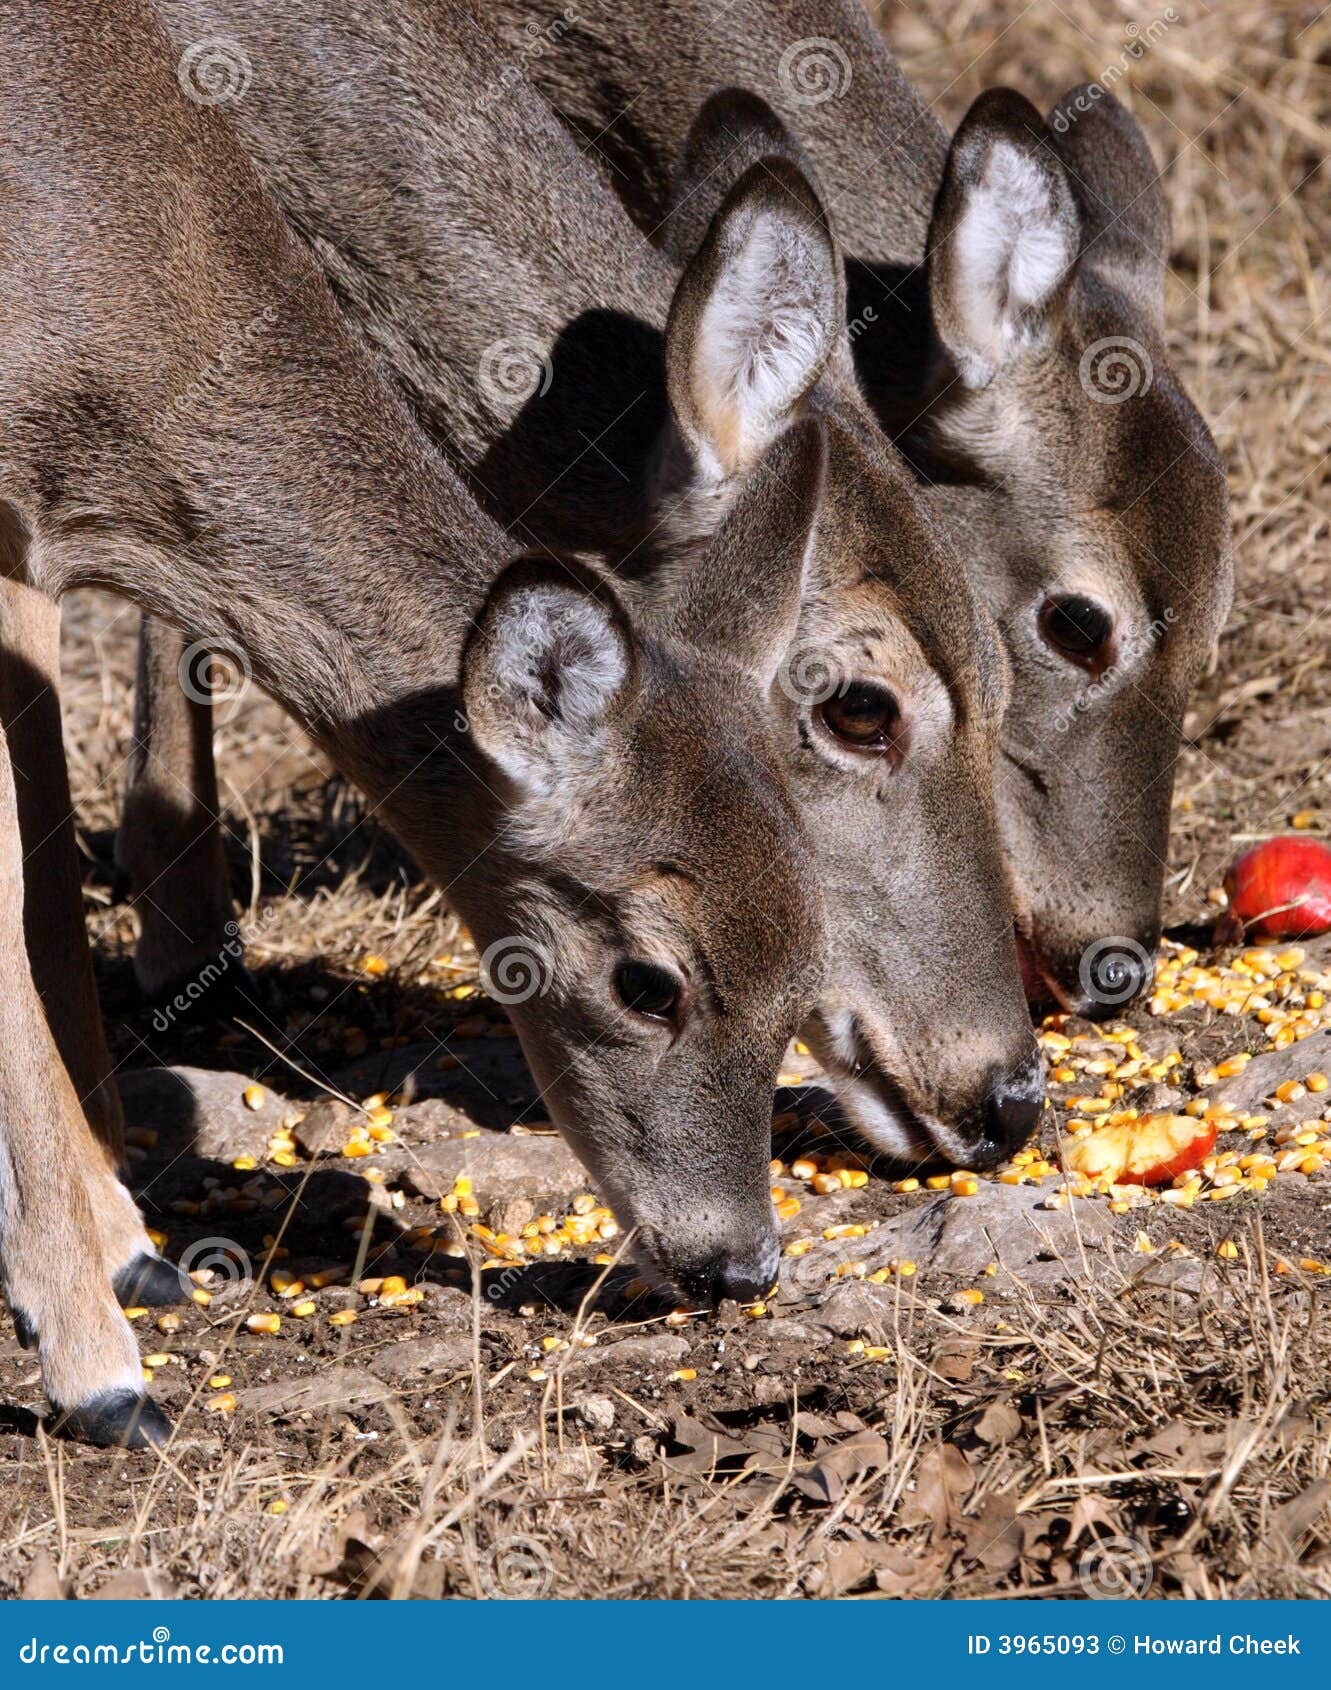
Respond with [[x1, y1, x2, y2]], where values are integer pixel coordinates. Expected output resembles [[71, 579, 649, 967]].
[[816, 682, 903, 757], [614, 960, 684, 1023], [1039, 595, 1114, 668]]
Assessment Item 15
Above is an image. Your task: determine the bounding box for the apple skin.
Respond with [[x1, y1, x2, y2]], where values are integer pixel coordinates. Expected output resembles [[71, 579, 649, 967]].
[[1218, 836, 1331, 943], [1065, 1116, 1217, 1188]]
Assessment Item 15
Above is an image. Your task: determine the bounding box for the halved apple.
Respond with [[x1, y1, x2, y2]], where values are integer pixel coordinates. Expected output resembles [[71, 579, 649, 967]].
[[1064, 1114, 1217, 1188]]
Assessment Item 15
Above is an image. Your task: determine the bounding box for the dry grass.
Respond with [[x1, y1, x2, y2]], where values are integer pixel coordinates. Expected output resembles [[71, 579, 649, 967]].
[[2, 0, 1329, 1601]]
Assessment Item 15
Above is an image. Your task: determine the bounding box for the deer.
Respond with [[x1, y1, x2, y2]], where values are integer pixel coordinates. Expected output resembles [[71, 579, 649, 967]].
[[127, 0, 1046, 1175], [478, 0, 1235, 1018], [0, 0, 865, 1446]]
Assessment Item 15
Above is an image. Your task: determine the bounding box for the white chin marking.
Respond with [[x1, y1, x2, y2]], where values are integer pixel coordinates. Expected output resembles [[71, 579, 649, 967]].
[[835, 1072, 974, 1166]]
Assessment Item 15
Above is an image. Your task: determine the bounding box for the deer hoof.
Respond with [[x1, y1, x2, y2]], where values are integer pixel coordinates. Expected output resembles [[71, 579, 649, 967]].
[[114, 1252, 193, 1308], [53, 1388, 174, 1451], [13, 1308, 37, 1351]]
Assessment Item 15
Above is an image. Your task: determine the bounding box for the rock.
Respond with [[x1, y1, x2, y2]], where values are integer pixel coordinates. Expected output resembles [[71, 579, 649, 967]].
[[571, 1394, 616, 1432], [397, 1132, 588, 1208], [233, 1368, 392, 1416], [118, 1067, 293, 1161], [810, 1281, 896, 1336], [578, 1333, 689, 1373], [1207, 1031, 1331, 1119], [364, 1334, 474, 1386], [782, 1182, 1121, 1310]]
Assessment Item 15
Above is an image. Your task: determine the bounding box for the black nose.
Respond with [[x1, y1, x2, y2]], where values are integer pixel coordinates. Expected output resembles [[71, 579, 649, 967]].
[[1072, 938, 1155, 1021], [678, 1246, 778, 1309], [971, 1057, 1046, 1166]]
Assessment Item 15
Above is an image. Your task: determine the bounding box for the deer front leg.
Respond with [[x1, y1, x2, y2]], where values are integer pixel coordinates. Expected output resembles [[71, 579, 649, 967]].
[[0, 562, 189, 1312], [116, 614, 244, 1005], [0, 568, 125, 1160], [0, 709, 170, 1449]]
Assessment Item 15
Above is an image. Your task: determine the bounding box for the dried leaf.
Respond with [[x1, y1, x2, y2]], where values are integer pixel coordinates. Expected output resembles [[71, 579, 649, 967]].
[[973, 1400, 1022, 1445], [1270, 1479, 1331, 1553], [904, 1441, 974, 1537]]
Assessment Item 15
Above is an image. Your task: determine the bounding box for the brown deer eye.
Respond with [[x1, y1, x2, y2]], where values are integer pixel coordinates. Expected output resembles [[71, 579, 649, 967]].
[[614, 960, 683, 1022], [816, 682, 903, 756], [1040, 595, 1114, 668]]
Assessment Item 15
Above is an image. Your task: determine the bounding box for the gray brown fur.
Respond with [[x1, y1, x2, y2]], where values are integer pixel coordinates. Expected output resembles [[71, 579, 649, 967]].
[[128, 0, 1042, 1171], [479, 0, 1234, 1011]]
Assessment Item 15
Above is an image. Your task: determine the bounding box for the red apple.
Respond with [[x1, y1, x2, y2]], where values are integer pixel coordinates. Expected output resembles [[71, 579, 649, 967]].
[[1064, 1114, 1217, 1187], [1218, 836, 1331, 943]]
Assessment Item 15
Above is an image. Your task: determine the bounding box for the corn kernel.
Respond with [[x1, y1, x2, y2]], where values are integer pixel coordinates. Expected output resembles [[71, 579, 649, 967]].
[[242, 1085, 266, 1111], [207, 1392, 237, 1414], [246, 1312, 281, 1334], [329, 1309, 357, 1327], [1216, 1240, 1239, 1260], [670, 1368, 698, 1382]]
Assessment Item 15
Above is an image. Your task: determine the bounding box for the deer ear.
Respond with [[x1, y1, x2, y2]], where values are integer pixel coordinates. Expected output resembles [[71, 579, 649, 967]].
[[664, 87, 815, 265], [1047, 87, 1168, 330], [666, 157, 841, 481], [462, 557, 636, 792], [663, 416, 826, 690], [928, 88, 1079, 388]]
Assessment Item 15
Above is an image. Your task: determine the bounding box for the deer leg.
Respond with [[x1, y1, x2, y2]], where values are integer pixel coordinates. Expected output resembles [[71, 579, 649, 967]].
[[116, 614, 246, 1005], [0, 535, 189, 1311], [0, 692, 170, 1448], [0, 571, 126, 1162]]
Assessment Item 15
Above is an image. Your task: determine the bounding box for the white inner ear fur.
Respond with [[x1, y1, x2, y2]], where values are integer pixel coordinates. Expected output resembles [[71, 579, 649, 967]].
[[950, 141, 1077, 387], [691, 211, 834, 479]]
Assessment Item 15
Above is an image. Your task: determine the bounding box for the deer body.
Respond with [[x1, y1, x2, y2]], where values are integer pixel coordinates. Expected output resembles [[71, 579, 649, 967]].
[[479, 0, 1235, 1016], [0, 0, 843, 1442], [125, 0, 1044, 1174]]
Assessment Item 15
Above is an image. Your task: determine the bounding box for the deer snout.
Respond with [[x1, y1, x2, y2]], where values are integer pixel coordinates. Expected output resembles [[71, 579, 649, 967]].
[[671, 1233, 781, 1310], [967, 1052, 1047, 1169]]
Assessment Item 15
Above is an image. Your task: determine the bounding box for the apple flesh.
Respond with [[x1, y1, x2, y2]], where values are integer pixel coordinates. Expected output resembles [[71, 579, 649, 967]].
[[1064, 1114, 1217, 1188]]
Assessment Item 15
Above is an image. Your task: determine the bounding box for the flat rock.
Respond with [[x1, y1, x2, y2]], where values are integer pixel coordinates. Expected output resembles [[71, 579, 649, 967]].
[[233, 1368, 392, 1416], [363, 1334, 475, 1385], [118, 1067, 293, 1160], [396, 1132, 589, 1207], [781, 1182, 1119, 1308], [576, 1333, 689, 1373], [1207, 1031, 1331, 1119]]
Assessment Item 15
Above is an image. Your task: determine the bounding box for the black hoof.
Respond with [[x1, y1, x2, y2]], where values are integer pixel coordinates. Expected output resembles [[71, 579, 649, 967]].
[[52, 1389, 174, 1451], [13, 1309, 37, 1351], [114, 1252, 193, 1309]]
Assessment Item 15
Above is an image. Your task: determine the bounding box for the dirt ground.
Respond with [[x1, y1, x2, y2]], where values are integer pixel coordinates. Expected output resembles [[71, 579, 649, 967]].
[[3, 0, 1331, 1601]]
